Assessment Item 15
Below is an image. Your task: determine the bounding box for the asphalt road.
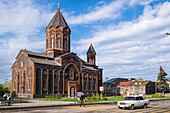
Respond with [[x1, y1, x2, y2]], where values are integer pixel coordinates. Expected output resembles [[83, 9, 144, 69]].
[[1, 100, 170, 113]]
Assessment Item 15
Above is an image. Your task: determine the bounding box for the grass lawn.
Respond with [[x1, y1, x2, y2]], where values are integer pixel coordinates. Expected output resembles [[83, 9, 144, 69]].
[[32, 94, 170, 102]]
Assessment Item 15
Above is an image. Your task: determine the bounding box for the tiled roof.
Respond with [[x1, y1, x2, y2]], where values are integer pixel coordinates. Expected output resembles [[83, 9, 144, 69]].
[[23, 50, 53, 58], [119, 80, 150, 86], [46, 9, 70, 30], [119, 81, 132, 86], [56, 52, 72, 58], [29, 57, 61, 66], [104, 78, 117, 83], [82, 66, 97, 71]]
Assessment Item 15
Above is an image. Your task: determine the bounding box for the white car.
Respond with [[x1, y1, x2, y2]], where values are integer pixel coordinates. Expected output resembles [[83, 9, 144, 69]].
[[117, 95, 149, 110]]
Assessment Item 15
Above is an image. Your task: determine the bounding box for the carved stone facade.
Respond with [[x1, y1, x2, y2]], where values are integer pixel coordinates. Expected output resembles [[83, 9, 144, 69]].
[[11, 8, 103, 98]]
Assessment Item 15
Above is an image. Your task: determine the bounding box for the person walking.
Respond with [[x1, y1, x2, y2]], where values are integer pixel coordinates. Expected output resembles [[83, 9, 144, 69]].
[[3, 93, 8, 105], [3, 93, 7, 101], [7, 93, 11, 106], [80, 93, 85, 107]]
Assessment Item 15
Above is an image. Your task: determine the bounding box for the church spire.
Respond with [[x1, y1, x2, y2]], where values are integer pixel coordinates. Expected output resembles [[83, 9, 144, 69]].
[[87, 44, 96, 65], [87, 43, 96, 54], [46, 5, 70, 30], [45, 5, 71, 57]]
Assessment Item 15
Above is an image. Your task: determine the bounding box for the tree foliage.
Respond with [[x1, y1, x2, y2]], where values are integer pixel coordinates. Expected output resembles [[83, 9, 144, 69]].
[[0, 84, 10, 97], [157, 66, 169, 93]]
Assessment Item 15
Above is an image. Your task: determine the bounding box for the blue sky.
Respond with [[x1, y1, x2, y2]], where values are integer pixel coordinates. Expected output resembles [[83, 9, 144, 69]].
[[0, 0, 170, 84]]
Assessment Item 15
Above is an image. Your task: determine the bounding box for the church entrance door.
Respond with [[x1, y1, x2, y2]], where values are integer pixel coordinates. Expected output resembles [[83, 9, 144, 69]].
[[70, 87, 74, 97], [68, 81, 77, 97]]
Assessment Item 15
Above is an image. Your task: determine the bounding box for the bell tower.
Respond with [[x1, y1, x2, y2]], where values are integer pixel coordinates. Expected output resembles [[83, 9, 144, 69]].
[[87, 44, 96, 65], [45, 6, 71, 57]]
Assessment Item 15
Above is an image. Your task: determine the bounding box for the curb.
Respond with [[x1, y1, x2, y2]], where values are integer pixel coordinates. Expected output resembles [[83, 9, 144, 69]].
[[0, 102, 115, 111], [0, 98, 170, 111]]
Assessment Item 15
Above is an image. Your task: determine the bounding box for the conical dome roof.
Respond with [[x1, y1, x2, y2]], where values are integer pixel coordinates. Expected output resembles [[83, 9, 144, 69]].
[[46, 9, 70, 31]]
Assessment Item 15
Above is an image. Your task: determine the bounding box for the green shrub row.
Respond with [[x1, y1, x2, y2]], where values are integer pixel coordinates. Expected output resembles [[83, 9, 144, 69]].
[[145, 93, 165, 98], [45, 95, 62, 101], [85, 93, 108, 102], [106, 96, 124, 101], [45, 95, 79, 102]]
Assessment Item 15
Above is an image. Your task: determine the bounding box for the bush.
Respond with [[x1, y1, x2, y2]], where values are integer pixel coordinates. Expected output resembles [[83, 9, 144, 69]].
[[12, 91, 17, 99], [85, 93, 108, 102], [151, 93, 165, 98], [107, 96, 124, 101], [145, 93, 165, 98], [0, 84, 10, 97], [45, 95, 62, 101], [62, 97, 78, 102], [102, 97, 108, 100]]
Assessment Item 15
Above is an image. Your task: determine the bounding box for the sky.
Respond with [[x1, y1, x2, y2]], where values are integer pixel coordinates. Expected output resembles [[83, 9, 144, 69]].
[[0, 0, 170, 84]]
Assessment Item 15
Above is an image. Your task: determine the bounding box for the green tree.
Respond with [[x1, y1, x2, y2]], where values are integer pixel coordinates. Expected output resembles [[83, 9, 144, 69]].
[[157, 66, 169, 93], [0, 84, 10, 97], [4, 79, 12, 93], [0, 84, 4, 97]]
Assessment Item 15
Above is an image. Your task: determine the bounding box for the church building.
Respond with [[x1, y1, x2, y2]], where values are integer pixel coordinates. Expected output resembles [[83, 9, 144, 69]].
[[11, 7, 103, 98]]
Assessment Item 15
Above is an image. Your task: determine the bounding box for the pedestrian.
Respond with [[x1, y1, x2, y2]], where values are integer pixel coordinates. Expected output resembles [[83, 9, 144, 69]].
[[3, 93, 7, 101], [7, 93, 12, 106], [2, 93, 8, 105], [80, 93, 85, 107]]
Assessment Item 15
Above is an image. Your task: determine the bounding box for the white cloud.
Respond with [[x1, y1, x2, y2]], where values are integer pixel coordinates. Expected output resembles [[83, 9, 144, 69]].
[[72, 1, 170, 80], [129, 0, 154, 6], [65, 0, 154, 25], [0, 0, 170, 84], [0, 0, 51, 84], [66, 0, 126, 25], [0, 0, 51, 35]]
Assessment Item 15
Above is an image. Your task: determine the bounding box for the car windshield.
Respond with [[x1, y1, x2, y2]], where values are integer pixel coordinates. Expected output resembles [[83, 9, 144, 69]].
[[124, 97, 136, 100]]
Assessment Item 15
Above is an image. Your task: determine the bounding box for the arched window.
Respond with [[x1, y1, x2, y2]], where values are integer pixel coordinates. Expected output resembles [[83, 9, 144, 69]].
[[42, 69, 47, 94], [28, 78, 31, 90], [64, 38, 67, 49], [50, 38, 54, 48], [89, 80, 91, 91], [84, 80, 86, 91], [90, 57, 94, 64], [23, 71, 26, 93], [54, 70, 59, 94], [20, 76, 23, 85], [46, 39, 48, 49], [93, 79, 96, 91], [89, 78, 92, 91], [52, 38, 54, 48], [17, 74, 19, 93], [57, 38, 61, 48], [36, 68, 41, 94], [69, 68, 74, 80]]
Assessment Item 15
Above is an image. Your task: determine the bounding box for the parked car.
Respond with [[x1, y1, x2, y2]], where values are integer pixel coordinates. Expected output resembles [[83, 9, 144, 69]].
[[117, 95, 149, 110]]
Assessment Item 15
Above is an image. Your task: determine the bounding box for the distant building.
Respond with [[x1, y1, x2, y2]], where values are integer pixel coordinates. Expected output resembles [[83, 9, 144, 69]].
[[103, 78, 128, 96], [11, 7, 103, 98], [119, 80, 155, 96]]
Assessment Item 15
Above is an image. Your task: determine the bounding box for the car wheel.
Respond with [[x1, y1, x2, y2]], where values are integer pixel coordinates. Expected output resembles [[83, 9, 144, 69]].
[[118, 107, 122, 109], [143, 104, 147, 108], [130, 105, 134, 110]]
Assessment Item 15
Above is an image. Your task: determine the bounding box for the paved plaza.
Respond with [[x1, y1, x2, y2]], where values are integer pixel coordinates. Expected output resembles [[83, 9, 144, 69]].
[[0, 99, 170, 113]]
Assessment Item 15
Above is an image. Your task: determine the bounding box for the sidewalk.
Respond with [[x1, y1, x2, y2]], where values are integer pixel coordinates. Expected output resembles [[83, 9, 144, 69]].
[[0, 98, 170, 110], [0, 100, 77, 110]]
